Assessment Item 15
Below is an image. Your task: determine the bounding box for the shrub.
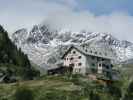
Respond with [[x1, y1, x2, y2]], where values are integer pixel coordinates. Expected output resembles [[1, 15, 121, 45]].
[[106, 83, 122, 99], [14, 86, 34, 100], [0, 97, 8, 100], [70, 74, 83, 85], [89, 91, 100, 100], [123, 81, 133, 100]]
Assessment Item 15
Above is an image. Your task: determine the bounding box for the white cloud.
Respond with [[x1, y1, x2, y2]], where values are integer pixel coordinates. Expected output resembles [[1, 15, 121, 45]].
[[49, 0, 78, 7], [44, 11, 133, 42], [0, 0, 133, 42], [0, 0, 74, 33]]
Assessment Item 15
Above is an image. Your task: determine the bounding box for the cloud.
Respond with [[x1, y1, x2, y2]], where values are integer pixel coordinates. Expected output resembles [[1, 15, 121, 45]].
[[0, 0, 74, 33], [44, 11, 133, 42], [0, 0, 133, 42], [48, 0, 78, 8]]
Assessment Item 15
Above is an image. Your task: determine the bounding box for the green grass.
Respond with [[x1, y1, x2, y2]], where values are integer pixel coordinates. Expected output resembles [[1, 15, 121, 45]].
[[0, 74, 127, 100], [0, 75, 83, 100]]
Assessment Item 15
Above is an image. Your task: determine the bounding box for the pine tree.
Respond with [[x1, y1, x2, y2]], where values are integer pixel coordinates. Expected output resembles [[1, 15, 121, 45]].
[[0, 25, 39, 82]]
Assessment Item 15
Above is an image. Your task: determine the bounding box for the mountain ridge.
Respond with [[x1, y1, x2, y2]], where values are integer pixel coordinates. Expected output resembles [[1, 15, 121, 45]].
[[11, 24, 133, 68]]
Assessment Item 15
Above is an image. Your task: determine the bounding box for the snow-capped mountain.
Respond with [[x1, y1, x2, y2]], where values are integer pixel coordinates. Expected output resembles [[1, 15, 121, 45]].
[[11, 24, 133, 67]]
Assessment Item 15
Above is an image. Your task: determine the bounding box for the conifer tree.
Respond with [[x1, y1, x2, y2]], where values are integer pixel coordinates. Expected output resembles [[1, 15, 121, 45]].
[[0, 25, 39, 82]]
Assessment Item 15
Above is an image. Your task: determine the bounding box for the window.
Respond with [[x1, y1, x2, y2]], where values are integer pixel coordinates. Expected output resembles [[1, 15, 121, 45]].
[[73, 51, 76, 54], [92, 63, 95, 67], [102, 58, 104, 61], [106, 66, 109, 69], [95, 52, 97, 54], [70, 57, 74, 60], [99, 52, 102, 55], [99, 64, 102, 67], [97, 57, 100, 61], [78, 63, 82, 66], [78, 56, 82, 59], [105, 52, 107, 56], [69, 63, 74, 67], [85, 49, 88, 52], [90, 50, 92, 53]]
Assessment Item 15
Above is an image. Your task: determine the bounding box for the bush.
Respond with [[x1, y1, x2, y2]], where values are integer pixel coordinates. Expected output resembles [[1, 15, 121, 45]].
[[89, 91, 100, 100], [0, 97, 8, 100], [106, 83, 122, 99], [14, 86, 34, 100], [70, 74, 83, 85], [123, 81, 133, 100]]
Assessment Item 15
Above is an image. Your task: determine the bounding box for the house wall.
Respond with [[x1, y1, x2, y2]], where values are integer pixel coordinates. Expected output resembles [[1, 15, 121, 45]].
[[85, 56, 112, 75], [64, 48, 86, 74], [85, 56, 100, 74], [63, 48, 113, 76], [97, 59, 112, 78]]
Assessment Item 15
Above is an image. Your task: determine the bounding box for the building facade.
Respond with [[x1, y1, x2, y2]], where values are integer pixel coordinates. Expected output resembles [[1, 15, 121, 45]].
[[62, 44, 115, 79]]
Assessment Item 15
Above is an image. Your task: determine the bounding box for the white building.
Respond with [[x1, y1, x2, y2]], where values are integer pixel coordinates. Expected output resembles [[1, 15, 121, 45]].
[[62, 44, 115, 80]]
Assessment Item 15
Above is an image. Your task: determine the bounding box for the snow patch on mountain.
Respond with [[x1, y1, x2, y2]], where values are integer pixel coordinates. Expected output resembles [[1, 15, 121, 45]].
[[11, 24, 133, 67]]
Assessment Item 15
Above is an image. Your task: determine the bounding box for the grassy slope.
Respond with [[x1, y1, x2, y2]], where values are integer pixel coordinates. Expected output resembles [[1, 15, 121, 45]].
[[2, 63, 133, 100], [1, 64, 132, 100], [0, 76, 82, 100], [0, 75, 123, 100]]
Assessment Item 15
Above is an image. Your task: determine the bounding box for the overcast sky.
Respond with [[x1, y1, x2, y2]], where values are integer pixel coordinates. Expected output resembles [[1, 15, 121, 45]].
[[0, 0, 133, 42]]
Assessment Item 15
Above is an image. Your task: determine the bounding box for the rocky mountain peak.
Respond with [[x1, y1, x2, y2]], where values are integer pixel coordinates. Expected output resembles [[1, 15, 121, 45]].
[[27, 25, 57, 44], [12, 28, 28, 47], [11, 24, 133, 66]]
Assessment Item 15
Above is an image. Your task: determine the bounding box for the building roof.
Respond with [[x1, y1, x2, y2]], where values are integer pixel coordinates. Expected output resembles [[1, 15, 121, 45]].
[[62, 44, 115, 60]]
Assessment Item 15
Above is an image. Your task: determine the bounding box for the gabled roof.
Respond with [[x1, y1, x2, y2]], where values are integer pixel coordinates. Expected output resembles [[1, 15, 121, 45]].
[[61, 45, 86, 59], [62, 45, 115, 60]]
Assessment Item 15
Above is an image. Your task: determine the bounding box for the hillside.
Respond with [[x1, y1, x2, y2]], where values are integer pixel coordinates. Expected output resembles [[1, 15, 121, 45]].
[[0, 73, 133, 100], [0, 25, 39, 83], [0, 75, 123, 100]]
